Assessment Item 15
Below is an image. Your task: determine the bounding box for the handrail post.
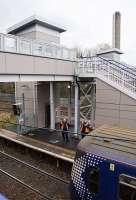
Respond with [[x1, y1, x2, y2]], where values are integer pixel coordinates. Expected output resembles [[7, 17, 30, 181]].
[[1, 34, 5, 51], [16, 37, 20, 53], [94, 57, 97, 74], [30, 41, 33, 55], [107, 64, 110, 79], [122, 71, 125, 87]]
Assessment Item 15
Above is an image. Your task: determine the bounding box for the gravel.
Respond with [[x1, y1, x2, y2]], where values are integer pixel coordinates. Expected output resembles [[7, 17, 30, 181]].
[[0, 138, 72, 200]]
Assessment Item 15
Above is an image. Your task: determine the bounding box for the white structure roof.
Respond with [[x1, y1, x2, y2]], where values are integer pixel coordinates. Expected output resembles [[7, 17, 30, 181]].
[[7, 15, 66, 34]]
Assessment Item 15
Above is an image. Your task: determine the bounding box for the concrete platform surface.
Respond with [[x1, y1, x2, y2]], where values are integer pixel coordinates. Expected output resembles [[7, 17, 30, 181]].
[[0, 129, 77, 163], [26, 128, 79, 151]]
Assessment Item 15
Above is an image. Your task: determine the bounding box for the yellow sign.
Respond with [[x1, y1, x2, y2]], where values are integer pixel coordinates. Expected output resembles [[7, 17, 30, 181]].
[[110, 163, 115, 171]]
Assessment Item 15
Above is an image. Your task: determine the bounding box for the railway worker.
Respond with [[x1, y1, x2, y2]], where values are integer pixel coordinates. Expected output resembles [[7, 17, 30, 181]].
[[88, 120, 94, 132], [59, 119, 63, 130], [84, 120, 91, 135], [60, 118, 69, 142], [80, 120, 86, 138]]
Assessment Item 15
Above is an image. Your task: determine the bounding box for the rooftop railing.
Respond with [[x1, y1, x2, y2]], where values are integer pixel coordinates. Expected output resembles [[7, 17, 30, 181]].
[[0, 33, 76, 61]]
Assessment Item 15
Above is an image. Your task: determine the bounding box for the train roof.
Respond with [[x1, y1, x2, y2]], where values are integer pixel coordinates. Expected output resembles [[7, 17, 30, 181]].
[[78, 125, 136, 166]]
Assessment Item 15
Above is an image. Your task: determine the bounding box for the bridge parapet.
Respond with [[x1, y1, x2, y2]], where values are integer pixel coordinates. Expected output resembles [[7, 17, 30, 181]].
[[0, 33, 76, 61], [0, 33, 78, 81]]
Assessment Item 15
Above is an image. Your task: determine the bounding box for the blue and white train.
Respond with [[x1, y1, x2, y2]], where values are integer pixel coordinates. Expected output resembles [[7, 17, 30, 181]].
[[70, 125, 136, 200], [0, 194, 8, 200]]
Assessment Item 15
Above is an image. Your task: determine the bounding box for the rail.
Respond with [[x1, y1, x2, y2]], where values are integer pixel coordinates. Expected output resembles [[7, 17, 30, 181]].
[[0, 169, 52, 200], [0, 150, 69, 184], [0, 33, 76, 61], [77, 56, 136, 98], [108, 59, 136, 76], [0, 150, 69, 200]]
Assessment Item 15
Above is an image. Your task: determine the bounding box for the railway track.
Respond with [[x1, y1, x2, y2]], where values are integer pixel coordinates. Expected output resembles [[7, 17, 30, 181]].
[[0, 168, 51, 200], [0, 150, 70, 200], [0, 138, 72, 182]]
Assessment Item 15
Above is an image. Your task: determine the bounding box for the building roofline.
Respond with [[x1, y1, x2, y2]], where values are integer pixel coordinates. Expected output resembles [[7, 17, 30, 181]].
[[7, 15, 66, 34], [96, 48, 123, 55]]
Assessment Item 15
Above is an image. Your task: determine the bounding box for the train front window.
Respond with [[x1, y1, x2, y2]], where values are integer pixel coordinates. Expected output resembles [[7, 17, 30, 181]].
[[119, 174, 136, 200], [88, 167, 100, 194]]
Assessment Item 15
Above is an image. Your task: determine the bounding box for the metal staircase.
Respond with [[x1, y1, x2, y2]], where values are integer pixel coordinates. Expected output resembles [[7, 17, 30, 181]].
[[77, 56, 136, 100]]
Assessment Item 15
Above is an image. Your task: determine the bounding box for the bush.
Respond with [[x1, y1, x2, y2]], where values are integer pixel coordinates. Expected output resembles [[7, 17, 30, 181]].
[[0, 112, 12, 128]]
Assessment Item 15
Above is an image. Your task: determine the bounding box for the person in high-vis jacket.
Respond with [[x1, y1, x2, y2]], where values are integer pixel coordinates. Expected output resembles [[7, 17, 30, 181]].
[[80, 120, 86, 138], [81, 120, 92, 138], [84, 120, 90, 135], [60, 119, 69, 142]]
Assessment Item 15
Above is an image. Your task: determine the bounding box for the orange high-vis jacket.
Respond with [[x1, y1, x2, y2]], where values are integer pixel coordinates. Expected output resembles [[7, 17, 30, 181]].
[[85, 126, 90, 134], [60, 121, 69, 131], [60, 121, 63, 129], [80, 124, 85, 133]]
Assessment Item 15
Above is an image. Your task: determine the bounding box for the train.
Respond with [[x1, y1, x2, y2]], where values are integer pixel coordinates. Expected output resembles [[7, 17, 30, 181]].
[[0, 194, 8, 200], [70, 125, 136, 200]]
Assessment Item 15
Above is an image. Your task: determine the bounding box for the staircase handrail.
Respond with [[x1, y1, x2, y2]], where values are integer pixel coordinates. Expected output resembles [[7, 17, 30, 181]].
[[107, 59, 136, 76], [79, 56, 136, 79], [78, 56, 136, 99], [98, 56, 136, 77]]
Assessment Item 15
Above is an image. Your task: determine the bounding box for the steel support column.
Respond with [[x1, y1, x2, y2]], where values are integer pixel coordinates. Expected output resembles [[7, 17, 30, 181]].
[[91, 84, 96, 129], [50, 81, 55, 129], [68, 84, 72, 124], [33, 82, 38, 127], [74, 83, 80, 134]]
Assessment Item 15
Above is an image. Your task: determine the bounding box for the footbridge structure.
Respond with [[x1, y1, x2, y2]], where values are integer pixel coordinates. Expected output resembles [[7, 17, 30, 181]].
[[0, 15, 136, 131], [77, 56, 136, 130], [0, 32, 136, 131], [0, 33, 77, 82]]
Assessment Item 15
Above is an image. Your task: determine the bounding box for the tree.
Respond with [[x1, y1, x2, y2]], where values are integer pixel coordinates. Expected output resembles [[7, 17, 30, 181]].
[[74, 43, 111, 58]]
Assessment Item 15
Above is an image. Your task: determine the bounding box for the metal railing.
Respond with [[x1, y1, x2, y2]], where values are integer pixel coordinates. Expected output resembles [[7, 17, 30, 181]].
[[108, 59, 136, 76], [77, 56, 136, 97], [0, 33, 76, 61]]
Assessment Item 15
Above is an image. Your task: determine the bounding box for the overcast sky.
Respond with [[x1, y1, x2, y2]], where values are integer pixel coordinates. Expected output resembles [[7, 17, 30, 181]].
[[0, 0, 136, 65]]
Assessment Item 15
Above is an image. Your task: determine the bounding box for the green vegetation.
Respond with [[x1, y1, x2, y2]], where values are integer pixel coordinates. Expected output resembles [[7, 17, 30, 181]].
[[0, 83, 15, 129], [0, 83, 15, 94], [0, 112, 16, 129]]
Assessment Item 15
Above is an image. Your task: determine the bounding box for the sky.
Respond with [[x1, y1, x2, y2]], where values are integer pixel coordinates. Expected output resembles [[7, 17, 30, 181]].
[[0, 0, 136, 65]]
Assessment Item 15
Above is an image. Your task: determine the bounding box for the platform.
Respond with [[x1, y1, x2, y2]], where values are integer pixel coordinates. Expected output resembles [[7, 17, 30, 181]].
[[0, 129, 77, 163], [26, 128, 79, 150]]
